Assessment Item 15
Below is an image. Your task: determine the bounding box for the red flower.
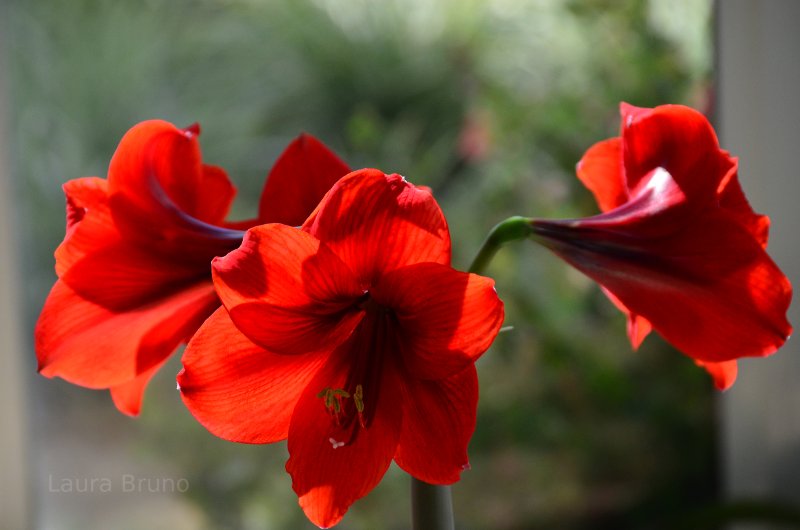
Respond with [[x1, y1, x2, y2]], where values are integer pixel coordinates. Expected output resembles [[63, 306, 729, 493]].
[[35, 121, 349, 415], [530, 103, 792, 390], [178, 170, 504, 528]]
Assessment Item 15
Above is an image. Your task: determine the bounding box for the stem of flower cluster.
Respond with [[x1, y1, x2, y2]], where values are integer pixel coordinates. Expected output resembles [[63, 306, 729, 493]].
[[408, 217, 534, 529], [468, 216, 533, 274], [411, 478, 454, 530]]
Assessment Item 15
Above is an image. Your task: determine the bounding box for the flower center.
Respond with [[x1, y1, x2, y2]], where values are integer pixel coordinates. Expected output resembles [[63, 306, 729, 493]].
[[318, 384, 366, 428], [316, 295, 395, 447]]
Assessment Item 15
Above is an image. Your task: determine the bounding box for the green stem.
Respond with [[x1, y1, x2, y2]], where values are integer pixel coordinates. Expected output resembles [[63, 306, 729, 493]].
[[411, 478, 454, 530], [468, 216, 533, 274]]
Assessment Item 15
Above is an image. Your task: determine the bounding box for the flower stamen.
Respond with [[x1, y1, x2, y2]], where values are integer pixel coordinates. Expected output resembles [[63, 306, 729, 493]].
[[353, 384, 366, 428], [317, 387, 351, 425]]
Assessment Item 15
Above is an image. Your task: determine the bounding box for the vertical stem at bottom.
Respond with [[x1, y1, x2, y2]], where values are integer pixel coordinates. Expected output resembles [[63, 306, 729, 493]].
[[411, 477, 454, 530]]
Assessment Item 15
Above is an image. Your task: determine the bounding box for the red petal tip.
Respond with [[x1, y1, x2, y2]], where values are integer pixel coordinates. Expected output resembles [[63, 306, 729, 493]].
[[618, 102, 650, 129], [183, 122, 201, 137], [114, 401, 141, 417]]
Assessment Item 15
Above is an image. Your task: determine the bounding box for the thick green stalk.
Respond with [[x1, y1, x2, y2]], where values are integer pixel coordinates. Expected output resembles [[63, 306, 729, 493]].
[[468, 216, 532, 274], [411, 478, 454, 530]]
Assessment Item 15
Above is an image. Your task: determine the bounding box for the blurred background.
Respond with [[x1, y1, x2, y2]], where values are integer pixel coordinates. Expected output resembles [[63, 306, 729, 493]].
[[2, 0, 798, 529]]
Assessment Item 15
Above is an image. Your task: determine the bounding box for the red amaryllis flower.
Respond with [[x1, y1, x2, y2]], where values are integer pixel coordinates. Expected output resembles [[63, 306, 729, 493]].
[[35, 121, 349, 415], [178, 169, 504, 528], [529, 103, 792, 390]]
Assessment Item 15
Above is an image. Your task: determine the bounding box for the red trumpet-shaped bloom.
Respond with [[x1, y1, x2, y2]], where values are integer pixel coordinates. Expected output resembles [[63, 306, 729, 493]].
[[35, 121, 349, 415], [178, 170, 504, 528], [530, 103, 792, 390]]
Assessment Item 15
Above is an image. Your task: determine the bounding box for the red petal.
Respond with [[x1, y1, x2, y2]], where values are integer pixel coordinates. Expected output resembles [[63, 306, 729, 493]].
[[63, 177, 110, 232], [576, 138, 627, 212], [374, 262, 504, 380], [212, 224, 364, 354], [626, 313, 653, 351], [109, 356, 170, 417], [61, 243, 209, 311], [302, 169, 451, 285], [394, 365, 478, 484], [259, 133, 350, 226], [620, 103, 729, 203], [193, 164, 237, 225], [36, 280, 218, 388], [107, 121, 203, 219], [105, 120, 243, 259], [55, 177, 119, 277], [695, 359, 738, 391], [286, 348, 403, 528], [536, 210, 792, 364], [179, 307, 327, 443], [601, 287, 653, 350], [717, 163, 770, 247]]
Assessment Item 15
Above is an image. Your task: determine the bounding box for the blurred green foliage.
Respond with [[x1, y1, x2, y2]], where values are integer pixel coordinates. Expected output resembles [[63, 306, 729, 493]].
[[9, 0, 717, 528]]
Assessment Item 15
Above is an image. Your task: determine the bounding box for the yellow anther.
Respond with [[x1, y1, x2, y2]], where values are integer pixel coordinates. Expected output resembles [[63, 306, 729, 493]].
[[353, 385, 364, 414], [317, 387, 350, 414]]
